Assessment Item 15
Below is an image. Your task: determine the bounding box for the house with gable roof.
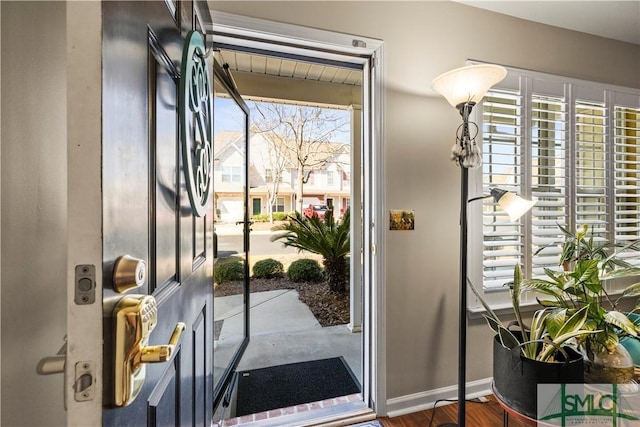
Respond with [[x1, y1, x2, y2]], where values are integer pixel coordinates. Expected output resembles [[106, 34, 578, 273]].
[[214, 130, 351, 222]]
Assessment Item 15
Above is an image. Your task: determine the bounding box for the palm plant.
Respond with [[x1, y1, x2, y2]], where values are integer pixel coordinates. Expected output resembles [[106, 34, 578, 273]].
[[271, 209, 350, 293], [522, 224, 640, 358]]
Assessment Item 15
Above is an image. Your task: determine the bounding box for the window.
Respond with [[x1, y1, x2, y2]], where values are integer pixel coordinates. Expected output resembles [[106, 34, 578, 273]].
[[222, 165, 242, 183], [271, 197, 285, 213], [615, 104, 640, 264], [264, 168, 282, 183], [327, 170, 335, 185], [470, 64, 640, 309]]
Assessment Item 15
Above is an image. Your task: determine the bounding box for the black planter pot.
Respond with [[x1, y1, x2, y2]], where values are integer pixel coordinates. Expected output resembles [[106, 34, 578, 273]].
[[492, 334, 584, 419]]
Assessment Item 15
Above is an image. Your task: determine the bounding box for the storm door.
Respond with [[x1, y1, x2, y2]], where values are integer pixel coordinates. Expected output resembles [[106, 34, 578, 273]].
[[211, 59, 252, 410]]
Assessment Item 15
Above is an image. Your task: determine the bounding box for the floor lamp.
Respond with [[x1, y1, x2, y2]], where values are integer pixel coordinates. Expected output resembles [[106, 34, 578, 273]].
[[431, 64, 534, 427]]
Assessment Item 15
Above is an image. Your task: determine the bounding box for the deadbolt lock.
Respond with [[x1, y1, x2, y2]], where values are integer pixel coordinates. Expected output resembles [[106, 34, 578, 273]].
[[113, 255, 146, 293], [113, 294, 185, 407]]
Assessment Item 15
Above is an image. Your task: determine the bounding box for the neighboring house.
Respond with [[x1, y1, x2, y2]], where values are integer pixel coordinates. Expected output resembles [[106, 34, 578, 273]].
[[213, 130, 247, 222], [214, 131, 351, 221], [297, 142, 351, 216]]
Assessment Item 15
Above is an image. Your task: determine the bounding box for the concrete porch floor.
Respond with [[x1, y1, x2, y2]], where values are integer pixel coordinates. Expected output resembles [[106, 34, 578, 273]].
[[212, 289, 365, 425], [215, 289, 362, 383]]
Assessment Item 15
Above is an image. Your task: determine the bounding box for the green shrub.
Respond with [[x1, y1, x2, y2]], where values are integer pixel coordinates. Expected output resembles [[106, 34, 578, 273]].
[[273, 212, 291, 221], [214, 259, 244, 284], [287, 258, 324, 283], [251, 212, 291, 222], [252, 258, 284, 279]]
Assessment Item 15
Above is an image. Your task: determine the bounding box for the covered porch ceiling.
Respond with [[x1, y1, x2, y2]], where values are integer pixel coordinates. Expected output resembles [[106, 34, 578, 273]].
[[213, 48, 363, 108], [214, 49, 363, 87]]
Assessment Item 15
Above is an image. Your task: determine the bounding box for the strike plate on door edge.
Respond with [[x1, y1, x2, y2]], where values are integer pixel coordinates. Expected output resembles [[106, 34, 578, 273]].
[[74, 361, 95, 402], [75, 265, 96, 305]]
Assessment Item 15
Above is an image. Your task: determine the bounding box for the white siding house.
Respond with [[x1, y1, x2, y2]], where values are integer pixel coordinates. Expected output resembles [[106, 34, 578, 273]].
[[214, 131, 351, 221]]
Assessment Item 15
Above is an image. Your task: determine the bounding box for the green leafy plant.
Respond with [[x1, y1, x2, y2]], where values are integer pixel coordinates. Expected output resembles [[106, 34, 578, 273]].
[[252, 258, 285, 279], [273, 212, 291, 221], [470, 265, 596, 362], [287, 258, 324, 283], [271, 209, 350, 293], [252, 214, 269, 222], [522, 224, 640, 357], [214, 258, 244, 284]]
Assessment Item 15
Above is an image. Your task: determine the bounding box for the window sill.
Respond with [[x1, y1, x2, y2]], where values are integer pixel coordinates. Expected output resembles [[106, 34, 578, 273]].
[[468, 300, 540, 320], [468, 292, 638, 320]]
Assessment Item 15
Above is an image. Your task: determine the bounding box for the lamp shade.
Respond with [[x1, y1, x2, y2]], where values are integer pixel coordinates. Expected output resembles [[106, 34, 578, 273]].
[[431, 64, 507, 108], [490, 188, 535, 222]]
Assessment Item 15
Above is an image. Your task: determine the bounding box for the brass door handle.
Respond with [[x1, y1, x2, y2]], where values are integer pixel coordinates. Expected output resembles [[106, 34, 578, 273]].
[[113, 294, 185, 407], [140, 323, 185, 363]]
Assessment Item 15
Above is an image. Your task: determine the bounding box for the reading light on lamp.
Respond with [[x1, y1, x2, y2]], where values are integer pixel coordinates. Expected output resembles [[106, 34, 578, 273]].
[[469, 188, 535, 223], [490, 188, 536, 222]]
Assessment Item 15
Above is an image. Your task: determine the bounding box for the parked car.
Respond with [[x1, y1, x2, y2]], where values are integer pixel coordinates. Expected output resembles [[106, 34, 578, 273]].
[[303, 204, 331, 219]]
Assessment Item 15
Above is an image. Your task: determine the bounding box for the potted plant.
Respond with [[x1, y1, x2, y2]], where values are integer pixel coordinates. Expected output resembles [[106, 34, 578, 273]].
[[472, 224, 640, 418], [470, 266, 592, 419], [521, 224, 640, 383]]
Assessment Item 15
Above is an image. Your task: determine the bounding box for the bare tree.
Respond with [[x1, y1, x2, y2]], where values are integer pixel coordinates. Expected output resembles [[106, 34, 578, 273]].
[[254, 134, 288, 223], [250, 102, 349, 214]]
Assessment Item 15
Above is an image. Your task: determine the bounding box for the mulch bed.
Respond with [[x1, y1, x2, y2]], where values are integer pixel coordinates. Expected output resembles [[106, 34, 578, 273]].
[[214, 278, 350, 327]]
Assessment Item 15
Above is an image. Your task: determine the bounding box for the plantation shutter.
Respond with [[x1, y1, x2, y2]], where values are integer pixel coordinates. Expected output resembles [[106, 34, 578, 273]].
[[471, 62, 640, 304], [613, 92, 640, 265], [481, 86, 526, 289], [529, 79, 568, 277], [574, 86, 608, 240]]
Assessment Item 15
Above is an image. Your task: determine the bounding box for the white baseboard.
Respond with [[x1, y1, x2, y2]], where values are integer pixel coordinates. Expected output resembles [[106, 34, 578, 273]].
[[385, 378, 493, 418]]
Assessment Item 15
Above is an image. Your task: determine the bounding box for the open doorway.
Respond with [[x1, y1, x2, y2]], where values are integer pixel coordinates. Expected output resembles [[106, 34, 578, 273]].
[[211, 46, 366, 425], [208, 12, 384, 425]]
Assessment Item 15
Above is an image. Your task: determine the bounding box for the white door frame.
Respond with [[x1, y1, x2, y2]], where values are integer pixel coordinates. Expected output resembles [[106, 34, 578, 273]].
[[209, 11, 387, 415], [66, 2, 103, 425]]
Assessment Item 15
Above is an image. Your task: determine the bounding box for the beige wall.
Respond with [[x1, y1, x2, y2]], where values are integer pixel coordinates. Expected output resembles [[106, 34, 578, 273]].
[[1, 2, 67, 426], [211, 0, 640, 402]]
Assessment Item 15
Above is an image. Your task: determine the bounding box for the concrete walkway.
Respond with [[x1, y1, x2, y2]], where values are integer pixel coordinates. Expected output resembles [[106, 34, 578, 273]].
[[214, 289, 362, 383]]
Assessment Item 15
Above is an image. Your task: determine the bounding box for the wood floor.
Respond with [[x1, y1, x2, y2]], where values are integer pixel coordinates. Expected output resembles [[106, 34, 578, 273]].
[[375, 395, 530, 427]]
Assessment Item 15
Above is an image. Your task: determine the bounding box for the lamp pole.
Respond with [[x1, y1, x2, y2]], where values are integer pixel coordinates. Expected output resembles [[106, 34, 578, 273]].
[[440, 101, 475, 427], [457, 166, 469, 427], [431, 63, 509, 427], [454, 100, 476, 427]]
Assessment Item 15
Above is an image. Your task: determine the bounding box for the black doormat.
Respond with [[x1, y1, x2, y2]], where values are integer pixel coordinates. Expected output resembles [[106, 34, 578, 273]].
[[235, 356, 361, 416]]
